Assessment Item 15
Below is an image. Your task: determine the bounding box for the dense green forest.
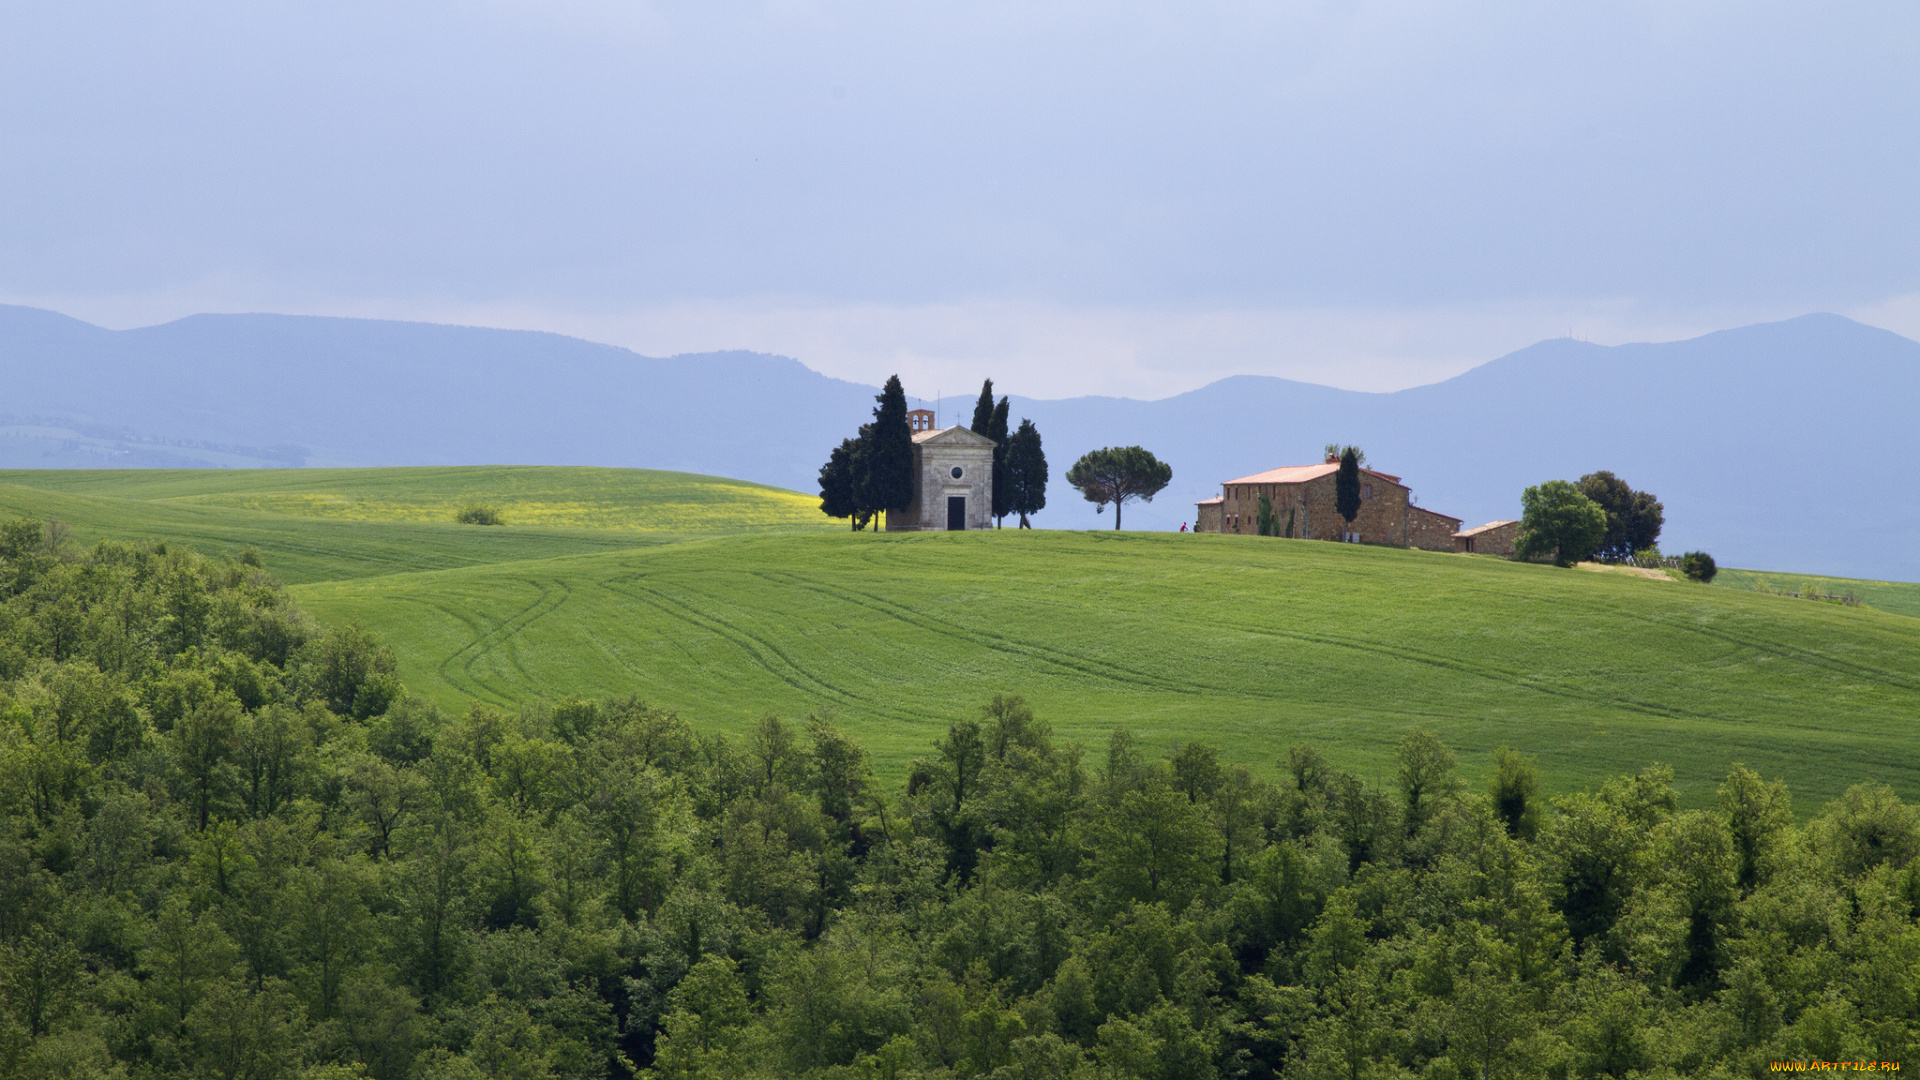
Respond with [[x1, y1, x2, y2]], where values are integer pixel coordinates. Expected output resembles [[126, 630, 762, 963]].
[[0, 518, 1912, 1079]]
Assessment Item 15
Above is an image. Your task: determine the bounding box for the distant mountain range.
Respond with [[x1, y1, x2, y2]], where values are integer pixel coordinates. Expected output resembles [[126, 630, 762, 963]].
[[4, 304, 1916, 581]]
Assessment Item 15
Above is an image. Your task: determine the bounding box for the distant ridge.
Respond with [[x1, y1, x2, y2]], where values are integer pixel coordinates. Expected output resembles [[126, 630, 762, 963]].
[[4, 305, 1916, 580]]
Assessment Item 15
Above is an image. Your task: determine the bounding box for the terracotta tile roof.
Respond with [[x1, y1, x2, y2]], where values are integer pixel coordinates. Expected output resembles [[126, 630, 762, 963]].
[[1409, 506, 1463, 525], [1195, 496, 1224, 505], [1452, 519, 1518, 538], [1221, 463, 1403, 486]]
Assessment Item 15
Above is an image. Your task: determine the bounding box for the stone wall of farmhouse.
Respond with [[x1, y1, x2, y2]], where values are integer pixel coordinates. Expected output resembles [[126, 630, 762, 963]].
[[1406, 506, 1463, 552], [1455, 521, 1519, 557], [1203, 473, 1461, 548], [1212, 474, 1414, 543]]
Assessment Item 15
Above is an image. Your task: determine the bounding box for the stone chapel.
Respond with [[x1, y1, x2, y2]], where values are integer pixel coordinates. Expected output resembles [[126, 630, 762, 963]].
[[887, 409, 996, 531]]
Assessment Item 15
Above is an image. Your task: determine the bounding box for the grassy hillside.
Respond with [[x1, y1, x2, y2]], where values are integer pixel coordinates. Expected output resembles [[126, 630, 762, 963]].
[[0, 466, 833, 583], [3, 466, 1914, 808], [1715, 565, 1920, 619], [292, 530, 1920, 809]]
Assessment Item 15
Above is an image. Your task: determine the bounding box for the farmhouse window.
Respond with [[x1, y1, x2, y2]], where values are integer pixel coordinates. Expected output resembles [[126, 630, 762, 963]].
[[1362, 483, 1373, 499]]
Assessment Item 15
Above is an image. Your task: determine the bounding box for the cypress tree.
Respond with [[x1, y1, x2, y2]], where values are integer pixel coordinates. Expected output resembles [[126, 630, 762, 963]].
[[848, 425, 876, 531], [1256, 492, 1276, 536], [861, 376, 915, 529], [1006, 418, 1048, 528], [1335, 447, 1362, 541], [970, 379, 996, 436], [989, 396, 1011, 526]]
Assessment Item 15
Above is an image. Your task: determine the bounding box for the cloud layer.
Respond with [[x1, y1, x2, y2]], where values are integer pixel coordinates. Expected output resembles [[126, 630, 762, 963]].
[[3, 1, 1915, 394]]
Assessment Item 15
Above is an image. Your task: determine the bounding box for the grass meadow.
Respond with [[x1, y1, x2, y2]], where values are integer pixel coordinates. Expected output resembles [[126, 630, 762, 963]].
[[0, 466, 834, 583], [1714, 566, 1920, 619], [3, 466, 1916, 808]]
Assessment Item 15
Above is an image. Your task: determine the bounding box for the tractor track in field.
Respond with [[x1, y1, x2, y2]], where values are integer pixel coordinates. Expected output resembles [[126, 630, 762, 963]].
[[595, 573, 896, 716], [747, 569, 1210, 696], [1438, 579, 1920, 693], [1621, 610, 1920, 693], [754, 567, 1717, 721], [378, 596, 511, 701], [1196, 614, 1708, 722], [427, 577, 573, 701]]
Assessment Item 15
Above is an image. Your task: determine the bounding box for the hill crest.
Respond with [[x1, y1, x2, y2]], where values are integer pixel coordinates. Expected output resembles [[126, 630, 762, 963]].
[[3, 304, 1915, 579]]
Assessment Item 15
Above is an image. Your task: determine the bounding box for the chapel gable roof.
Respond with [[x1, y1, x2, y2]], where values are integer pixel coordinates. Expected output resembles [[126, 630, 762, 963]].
[[913, 425, 997, 447], [1452, 519, 1517, 539]]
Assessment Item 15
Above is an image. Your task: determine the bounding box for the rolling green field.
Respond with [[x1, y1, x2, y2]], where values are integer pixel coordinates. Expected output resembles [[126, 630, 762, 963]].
[[1715, 566, 1920, 619], [2, 466, 1916, 808], [0, 466, 834, 583]]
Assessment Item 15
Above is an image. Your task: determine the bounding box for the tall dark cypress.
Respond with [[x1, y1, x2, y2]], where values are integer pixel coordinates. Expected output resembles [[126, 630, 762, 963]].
[[1335, 447, 1362, 540], [970, 379, 996, 436], [849, 424, 876, 531], [988, 396, 1011, 526], [1006, 417, 1052, 526], [862, 376, 915, 529], [1006, 418, 1048, 528]]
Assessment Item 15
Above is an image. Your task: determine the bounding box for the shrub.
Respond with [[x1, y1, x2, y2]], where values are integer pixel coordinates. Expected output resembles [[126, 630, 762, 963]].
[[1681, 551, 1717, 583], [456, 504, 505, 526]]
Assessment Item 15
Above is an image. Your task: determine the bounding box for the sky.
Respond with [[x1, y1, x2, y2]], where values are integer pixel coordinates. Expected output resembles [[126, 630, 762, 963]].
[[2, 1, 1917, 399]]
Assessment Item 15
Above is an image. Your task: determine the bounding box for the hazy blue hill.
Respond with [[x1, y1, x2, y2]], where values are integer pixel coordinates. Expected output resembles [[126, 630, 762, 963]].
[[0, 306, 877, 478], [1375, 315, 1920, 581], [4, 305, 1916, 579], [982, 315, 1919, 579]]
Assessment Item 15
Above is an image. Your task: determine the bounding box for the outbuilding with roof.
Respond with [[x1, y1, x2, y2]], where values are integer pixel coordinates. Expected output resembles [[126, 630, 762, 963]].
[[1452, 520, 1520, 556]]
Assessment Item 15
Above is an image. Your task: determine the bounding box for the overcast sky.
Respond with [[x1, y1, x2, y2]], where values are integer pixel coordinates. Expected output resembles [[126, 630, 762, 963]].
[[3, 1, 1916, 398]]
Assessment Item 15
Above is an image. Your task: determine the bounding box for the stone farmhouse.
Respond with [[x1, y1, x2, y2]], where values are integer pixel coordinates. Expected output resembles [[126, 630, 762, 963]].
[[1194, 456, 1463, 551], [887, 409, 996, 531]]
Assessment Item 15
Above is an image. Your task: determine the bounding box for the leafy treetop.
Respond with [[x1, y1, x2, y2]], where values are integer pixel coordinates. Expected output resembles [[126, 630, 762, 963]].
[[1516, 479, 1608, 566], [1065, 446, 1172, 531], [1577, 471, 1664, 560]]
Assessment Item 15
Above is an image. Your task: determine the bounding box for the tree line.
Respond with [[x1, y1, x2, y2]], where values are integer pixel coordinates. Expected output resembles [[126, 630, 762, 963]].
[[1514, 472, 1718, 578], [818, 379, 1049, 530], [3, 519, 1909, 1079]]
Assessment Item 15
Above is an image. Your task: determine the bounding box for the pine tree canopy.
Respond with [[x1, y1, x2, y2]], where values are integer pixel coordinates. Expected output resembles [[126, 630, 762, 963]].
[[1065, 445, 1171, 531]]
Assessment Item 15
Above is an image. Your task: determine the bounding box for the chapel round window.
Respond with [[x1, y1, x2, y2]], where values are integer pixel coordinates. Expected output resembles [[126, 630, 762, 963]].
[[950, 466, 964, 479]]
